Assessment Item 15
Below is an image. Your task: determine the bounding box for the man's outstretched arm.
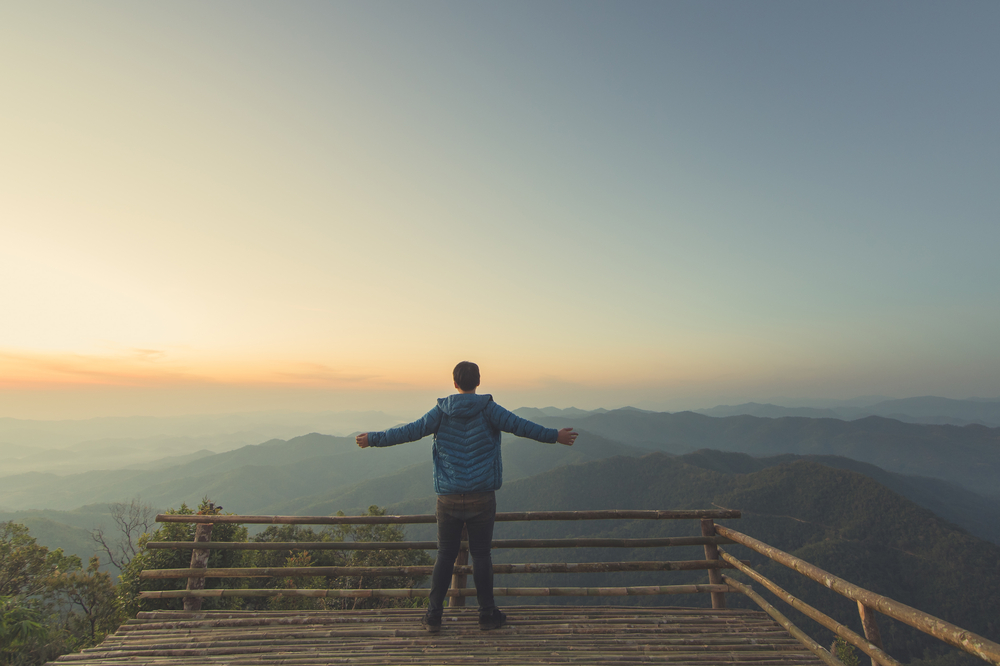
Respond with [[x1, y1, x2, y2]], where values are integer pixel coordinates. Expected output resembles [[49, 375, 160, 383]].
[[356, 407, 442, 449], [486, 402, 578, 446]]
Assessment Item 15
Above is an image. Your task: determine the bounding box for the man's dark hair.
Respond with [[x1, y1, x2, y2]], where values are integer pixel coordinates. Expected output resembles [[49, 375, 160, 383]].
[[453, 361, 480, 391]]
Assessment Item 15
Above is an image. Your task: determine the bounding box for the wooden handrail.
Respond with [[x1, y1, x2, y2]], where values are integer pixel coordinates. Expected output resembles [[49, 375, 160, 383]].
[[145, 535, 734, 550], [716, 524, 1000, 666], [139, 559, 742, 579], [154, 509, 742, 524], [140, 584, 730, 600]]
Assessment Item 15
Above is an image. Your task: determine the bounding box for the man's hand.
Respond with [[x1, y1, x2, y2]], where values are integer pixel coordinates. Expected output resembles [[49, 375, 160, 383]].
[[356, 433, 370, 449], [557, 428, 578, 446]]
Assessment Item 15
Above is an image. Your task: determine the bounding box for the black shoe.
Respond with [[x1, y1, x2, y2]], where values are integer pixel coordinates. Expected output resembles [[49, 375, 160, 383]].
[[479, 608, 507, 631], [421, 613, 441, 633]]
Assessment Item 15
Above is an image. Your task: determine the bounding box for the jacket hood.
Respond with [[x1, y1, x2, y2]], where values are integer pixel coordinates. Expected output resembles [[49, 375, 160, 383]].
[[437, 393, 493, 419]]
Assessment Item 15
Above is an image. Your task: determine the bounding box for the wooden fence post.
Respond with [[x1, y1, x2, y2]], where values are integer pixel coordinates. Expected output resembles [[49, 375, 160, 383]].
[[183, 510, 215, 612], [449, 526, 469, 607], [701, 518, 726, 609], [858, 602, 884, 666]]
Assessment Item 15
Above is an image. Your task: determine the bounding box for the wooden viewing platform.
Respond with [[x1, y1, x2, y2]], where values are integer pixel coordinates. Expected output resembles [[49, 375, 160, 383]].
[[48, 509, 1000, 666], [58, 606, 827, 665]]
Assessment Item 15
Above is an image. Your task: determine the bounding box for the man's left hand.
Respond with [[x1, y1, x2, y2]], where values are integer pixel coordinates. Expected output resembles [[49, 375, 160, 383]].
[[356, 433, 370, 448], [557, 428, 578, 446]]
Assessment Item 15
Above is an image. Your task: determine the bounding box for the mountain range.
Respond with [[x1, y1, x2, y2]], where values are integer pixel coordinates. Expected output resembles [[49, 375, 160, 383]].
[[696, 396, 1000, 427], [523, 409, 1000, 498], [4, 396, 998, 477]]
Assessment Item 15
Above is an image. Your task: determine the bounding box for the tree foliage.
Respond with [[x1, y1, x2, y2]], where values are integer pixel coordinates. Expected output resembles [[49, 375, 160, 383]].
[[245, 506, 431, 611], [0, 523, 118, 665], [0, 522, 79, 599], [0, 596, 47, 666], [832, 637, 860, 666], [48, 558, 117, 645], [117, 498, 249, 617], [324, 506, 432, 610]]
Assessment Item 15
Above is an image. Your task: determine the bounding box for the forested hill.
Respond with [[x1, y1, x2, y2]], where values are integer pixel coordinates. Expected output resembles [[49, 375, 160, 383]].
[[390, 450, 999, 664], [521, 409, 1000, 496], [690, 451, 1000, 545]]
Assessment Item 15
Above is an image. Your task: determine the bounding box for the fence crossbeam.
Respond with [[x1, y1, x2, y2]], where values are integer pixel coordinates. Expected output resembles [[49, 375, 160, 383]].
[[139, 559, 741, 579], [145, 536, 733, 551], [154, 509, 742, 525], [140, 584, 730, 600]]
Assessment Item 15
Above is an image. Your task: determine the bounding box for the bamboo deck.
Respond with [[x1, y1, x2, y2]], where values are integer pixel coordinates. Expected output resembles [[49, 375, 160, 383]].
[[53, 606, 828, 665]]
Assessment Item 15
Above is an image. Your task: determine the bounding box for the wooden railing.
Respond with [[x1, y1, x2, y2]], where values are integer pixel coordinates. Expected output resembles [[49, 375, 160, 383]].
[[140, 509, 740, 608], [714, 525, 1000, 666], [137, 509, 1000, 666]]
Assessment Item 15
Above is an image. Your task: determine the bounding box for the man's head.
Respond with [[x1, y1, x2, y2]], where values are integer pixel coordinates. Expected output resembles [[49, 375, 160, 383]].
[[453, 361, 480, 392]]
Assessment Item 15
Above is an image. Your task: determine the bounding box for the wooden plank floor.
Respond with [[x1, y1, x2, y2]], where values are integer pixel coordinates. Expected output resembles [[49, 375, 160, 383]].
[[52, 606, 826, 665]]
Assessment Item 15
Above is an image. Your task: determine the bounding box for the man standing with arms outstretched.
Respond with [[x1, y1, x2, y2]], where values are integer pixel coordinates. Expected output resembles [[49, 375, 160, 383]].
[[356, 361, 578, 632]]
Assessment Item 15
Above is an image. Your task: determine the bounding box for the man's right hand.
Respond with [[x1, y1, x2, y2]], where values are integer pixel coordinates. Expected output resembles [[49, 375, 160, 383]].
[[557, 428, 578, 446], [356, 433, 370, 448]]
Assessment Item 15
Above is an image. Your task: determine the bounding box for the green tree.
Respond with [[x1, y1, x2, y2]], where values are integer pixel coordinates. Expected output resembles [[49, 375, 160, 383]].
[[48, 557, 118, 646], [0, 596, 47, 666], [0, 523, 119, 665], [265, 550, 332, 612], [0, 522, 79, 599], [244, 525, 344, 611], [246, 506, 432, 611], [117, 499, 249, 618], [324, 506, 432, 611]]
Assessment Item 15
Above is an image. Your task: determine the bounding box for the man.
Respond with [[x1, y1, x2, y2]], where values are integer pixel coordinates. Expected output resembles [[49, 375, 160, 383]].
[[356, 361, 578, 632]]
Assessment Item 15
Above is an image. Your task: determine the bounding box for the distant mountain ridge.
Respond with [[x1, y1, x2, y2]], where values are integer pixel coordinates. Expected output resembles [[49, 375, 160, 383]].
[[4, 397, 995, 479], [527, 409, 1000, 496], [697, 396, 1000, 427], [512, 406, 608, 420]]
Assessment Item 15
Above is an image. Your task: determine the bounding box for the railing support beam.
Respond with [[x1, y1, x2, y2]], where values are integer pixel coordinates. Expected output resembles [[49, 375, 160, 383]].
[[858, 602, 884, 666], [701, 518, 726, 609], [183, 522, 213, 611], [449, 526, 469, 607]]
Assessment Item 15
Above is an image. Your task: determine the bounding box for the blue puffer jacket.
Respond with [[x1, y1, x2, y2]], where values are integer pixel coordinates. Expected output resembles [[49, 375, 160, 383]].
[[368, 393, 558, 494]]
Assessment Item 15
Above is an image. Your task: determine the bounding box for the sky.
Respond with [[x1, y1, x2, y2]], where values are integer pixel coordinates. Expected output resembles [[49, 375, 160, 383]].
[[2, 2, 999, 419]]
